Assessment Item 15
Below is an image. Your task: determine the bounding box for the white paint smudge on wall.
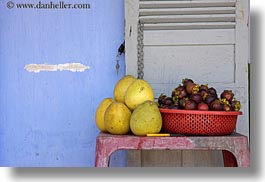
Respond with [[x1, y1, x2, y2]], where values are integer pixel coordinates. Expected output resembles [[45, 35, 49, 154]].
[[24, 63, 90, 73]]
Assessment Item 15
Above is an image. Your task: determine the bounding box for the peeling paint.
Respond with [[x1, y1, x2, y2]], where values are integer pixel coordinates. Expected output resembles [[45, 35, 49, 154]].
[[57, 63, 89, 72], [24, 63, 90, 73]]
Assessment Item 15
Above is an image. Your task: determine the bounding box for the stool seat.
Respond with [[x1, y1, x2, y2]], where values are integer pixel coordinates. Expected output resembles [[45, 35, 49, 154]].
[[95, 132, 250, 167]]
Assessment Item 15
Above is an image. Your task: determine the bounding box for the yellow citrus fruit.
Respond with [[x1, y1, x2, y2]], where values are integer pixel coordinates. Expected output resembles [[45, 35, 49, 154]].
[[130, 100, 162, 136], [95, 98, 115, 132], [104, 101, 131, 135], [125, 79, 154, 110], [114, 75, 137, 103]]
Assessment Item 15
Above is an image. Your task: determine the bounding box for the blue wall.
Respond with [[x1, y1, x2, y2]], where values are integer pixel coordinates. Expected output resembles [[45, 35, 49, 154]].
[[0, 0, 126, 167]]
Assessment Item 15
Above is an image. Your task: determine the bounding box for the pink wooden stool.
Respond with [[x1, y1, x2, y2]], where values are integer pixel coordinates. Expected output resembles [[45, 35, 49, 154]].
[[95, 132, 250, 167]]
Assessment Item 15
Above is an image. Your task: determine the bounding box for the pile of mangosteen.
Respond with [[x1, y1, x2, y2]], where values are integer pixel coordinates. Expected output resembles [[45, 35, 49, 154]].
[[158, 78, 241, 111]]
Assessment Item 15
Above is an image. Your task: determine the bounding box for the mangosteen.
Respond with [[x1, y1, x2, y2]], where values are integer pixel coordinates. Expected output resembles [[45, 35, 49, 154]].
[[171, 85, 187, 99], [199, 84, 209, 92], [182, 78, 194, 88], [168, 104, 180, 110], [178, 98, 187, 109], [208, 87, 217, 96], [158, 93, 167, 106], [189, 93, 202, 104], [220, 90, 234, 103], [186, 83, 199, 95], [164, 97, 173, 106], [197, 102, 209, 111], [204, 94, 217, 105], [200, 89, 208, 97], [220, 98, 232, 111], [223, 104, 232, 111], [184, 100, 197, 110], [231, 100, 241, 111], [210, 100, 224, 111]]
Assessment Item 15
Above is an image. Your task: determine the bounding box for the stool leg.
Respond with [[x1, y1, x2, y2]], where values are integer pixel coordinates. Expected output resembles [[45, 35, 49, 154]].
[[95, 136, 118, 167], [222, 150, 238, 167], [95, 138, 111, 167], [222, 136, 250, 167], [95, 149, 110, 167], [230, 142, 250, 167]]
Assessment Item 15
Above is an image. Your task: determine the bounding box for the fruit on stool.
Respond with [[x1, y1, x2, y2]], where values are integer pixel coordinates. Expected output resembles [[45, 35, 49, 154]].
[[113, 75, 137, 103], [189, 93, 202, 104], [125, 79, 154, 110], [104, 101, 131, 135], [220, 90, 234, 103], [95, 98, 115, 132], [171, 85, 187, 100], [210, 99, 224, 111], [184, 99, 197, 110], [157, 93, 167, 106], [231, 100, 241, 111], [203, 94, 217, 105], [182, 78, 194, 88], [186, 82, 199, 95], [130, 100, 162, 136], [197, 102, 209, 111], [199, 84, 209, 92]]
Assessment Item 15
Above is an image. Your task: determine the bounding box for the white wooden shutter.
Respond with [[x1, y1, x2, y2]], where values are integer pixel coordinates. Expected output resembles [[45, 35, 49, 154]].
[[125, 0, 249, 166]]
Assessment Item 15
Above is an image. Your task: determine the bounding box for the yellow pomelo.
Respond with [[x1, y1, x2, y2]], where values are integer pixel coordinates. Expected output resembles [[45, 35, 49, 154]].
[[130, 100, 162, 136], [124, 79, 154, 110], [95, 98, 115, 132], [114, 75, 137, 103], [104, 101, 131, 135]]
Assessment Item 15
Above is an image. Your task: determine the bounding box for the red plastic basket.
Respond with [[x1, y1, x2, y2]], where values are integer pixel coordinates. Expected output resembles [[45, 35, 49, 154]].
[[159, 108, 243, 136]]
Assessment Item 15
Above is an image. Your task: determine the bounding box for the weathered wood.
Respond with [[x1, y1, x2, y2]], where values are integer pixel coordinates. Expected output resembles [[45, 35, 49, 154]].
[[140, 7, 236, 16], [126, 150, 142, 167], [182, 150, 224, 167], [141, 150, 182, 167], [139, 0, 236, 9], [143, 22, 236, 30], [144, 29, 235, 45], [139, 14, 236, 24], [234, 0, 250, 137], [125, 0, 139, 78], [144, 45, 235, 97]]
